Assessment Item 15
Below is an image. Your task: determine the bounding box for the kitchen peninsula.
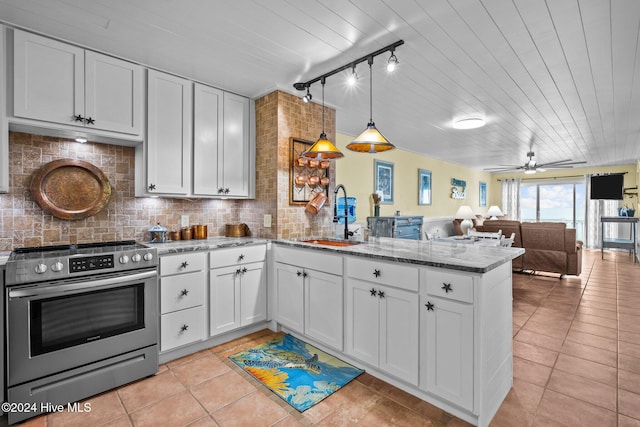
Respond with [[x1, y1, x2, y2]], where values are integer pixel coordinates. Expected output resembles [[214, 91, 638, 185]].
[[272, 237, 524, 427]]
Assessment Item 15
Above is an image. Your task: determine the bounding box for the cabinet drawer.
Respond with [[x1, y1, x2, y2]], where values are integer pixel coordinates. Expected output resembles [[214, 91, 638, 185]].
[[160, 271, 205, 314], [346, 257, 419, 292], [425, 269, 474, 303], [160, 305, 206, 352], [160, 252, 206, 276], [210, 244, 266, 269], [274, 245, 343, 275]]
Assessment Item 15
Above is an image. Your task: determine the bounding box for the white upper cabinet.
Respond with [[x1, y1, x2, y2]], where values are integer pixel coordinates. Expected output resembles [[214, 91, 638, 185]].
[[12, 30, 143, 137], [193, 84, 252, 198], [145, 70, 192, 196]]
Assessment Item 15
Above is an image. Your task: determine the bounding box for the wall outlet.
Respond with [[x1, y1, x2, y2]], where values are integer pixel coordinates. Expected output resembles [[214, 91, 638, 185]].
[[181, 215, 189, 227], [264, 214, 272, 228]]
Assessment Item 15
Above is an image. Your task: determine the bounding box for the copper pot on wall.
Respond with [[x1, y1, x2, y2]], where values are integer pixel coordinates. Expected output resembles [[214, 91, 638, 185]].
[[225, 223, 250, 237]]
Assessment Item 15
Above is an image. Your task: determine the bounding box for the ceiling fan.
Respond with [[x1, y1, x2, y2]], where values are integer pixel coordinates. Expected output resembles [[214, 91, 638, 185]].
[[484, 151, 587, 174]]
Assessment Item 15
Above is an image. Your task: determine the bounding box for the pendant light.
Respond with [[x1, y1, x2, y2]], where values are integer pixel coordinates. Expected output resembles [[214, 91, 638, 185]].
[[346, 56, 395, 153], [302, 78, 344, 159]]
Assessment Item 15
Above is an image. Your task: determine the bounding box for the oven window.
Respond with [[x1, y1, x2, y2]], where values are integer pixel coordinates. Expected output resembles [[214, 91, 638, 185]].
[[30, 284, 145, 356]]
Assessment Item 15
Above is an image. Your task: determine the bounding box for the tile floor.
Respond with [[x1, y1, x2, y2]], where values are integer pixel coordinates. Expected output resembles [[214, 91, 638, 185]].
[[4, 249, 640, 426]]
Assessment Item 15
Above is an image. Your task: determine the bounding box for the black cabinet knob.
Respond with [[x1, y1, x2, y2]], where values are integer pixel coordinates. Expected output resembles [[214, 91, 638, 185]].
[[425, 301, 434, 311], [238, 254, 245, 261], [180, 261, 189, 269], [242, 267, 248, 274], [180, 289, 189, 296], [373, 269, 381, 278], [377, 290, 385, 299], [84, 116, 95, 125], [297, 271, 302, 277], [74, 114, 84, 122], [370, 288, 378, 297], [442, 283, 452, 293], [148, 183, 156, 191], [180, 324, 189, 332]]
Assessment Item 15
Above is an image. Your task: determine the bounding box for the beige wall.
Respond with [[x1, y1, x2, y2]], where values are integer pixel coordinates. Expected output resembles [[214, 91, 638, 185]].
[[334, 132, 494, 221]]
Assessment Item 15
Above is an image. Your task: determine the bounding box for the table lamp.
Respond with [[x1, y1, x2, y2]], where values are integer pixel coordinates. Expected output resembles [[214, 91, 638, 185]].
[[486, 205, 504, 220], [455, 205, 475, 235]]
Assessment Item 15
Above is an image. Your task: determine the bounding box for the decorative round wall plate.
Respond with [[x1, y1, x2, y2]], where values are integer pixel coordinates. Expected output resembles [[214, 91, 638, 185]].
[[30, 159, 112, 220]]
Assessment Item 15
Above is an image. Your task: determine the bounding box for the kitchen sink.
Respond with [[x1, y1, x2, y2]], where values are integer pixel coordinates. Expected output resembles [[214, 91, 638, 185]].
[[301, 239, 361, 247]]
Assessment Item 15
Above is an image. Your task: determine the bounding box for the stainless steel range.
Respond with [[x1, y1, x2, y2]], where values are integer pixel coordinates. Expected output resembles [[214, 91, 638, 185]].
[[4, 240, 159, 424]]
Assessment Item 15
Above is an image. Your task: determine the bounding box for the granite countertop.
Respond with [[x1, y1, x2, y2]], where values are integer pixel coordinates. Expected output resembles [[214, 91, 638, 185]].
[[274, 237, 525, 274], [147, 237, 269, 255]]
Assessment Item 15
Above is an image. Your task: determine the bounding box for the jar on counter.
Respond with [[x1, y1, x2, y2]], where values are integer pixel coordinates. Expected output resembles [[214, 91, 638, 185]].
[[148, 223, 168, 243], [180, 227, 192, 240]]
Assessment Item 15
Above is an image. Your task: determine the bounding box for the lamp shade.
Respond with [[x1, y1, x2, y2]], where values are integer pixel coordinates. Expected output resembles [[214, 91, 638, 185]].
[[455, 205, 475, 220], [302, 133, 344, 159], [486, 205, 504, 219], [346, 122, 395, 153]]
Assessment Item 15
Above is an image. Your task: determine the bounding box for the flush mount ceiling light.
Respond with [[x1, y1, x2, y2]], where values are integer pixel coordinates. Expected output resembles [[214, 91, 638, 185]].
[[452, 117, 486, 130], [302, 86, 312, 103], [386, 50, 398, 72], [346, 56, 395, 153], [301, 78, 344, 160], [293, 40, 403, 155]]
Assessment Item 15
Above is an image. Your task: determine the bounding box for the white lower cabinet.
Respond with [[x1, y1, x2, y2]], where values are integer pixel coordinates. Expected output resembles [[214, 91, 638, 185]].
[[159, 252, 207, 352], [273, 246, 343, 351], [421, 294, 473, 409], [209, 244, 267, 336], [344, 260, 420, 386]]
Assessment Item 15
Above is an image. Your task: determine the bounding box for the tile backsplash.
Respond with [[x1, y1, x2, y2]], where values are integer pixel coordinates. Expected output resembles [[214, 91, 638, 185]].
[[0, 132, 251, 251]]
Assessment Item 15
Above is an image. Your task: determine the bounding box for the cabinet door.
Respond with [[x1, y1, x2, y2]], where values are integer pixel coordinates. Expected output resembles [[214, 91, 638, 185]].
[[221, 92, 250, 197], [345, 278, 379, 367], [379, 286, 419, 385], [13, 30, 84, 125], [273, 263, 304, 333], [421, 295, 474, 410], [84, 51, 143, 135], [305, 270, 343, 351], [240, 262, 267, 326], [146, 70, 192, 195], [210, 265, 240, 336], [193, 83, 223, 196]]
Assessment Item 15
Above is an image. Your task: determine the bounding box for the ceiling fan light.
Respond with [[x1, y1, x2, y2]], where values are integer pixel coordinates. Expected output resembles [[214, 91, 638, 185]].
[[524, 169, 536, 174], [452, 117, 485, 129]]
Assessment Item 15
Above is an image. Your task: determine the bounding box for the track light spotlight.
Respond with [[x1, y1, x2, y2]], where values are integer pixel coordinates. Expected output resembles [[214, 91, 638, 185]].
[[347, 65, 358, 86], [386, 51, 398, 72], [302, 87, 312, 103]]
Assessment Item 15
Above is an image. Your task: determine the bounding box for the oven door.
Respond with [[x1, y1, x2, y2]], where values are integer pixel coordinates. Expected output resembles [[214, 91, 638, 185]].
[[7, 268, 158, 387]]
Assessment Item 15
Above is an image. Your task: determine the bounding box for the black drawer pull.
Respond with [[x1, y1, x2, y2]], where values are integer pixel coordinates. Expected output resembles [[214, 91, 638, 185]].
[[180, 324, 189, 332], [442, 283, 452, 293], [180, 289, 189, 296], [373, 269, 381, 278]]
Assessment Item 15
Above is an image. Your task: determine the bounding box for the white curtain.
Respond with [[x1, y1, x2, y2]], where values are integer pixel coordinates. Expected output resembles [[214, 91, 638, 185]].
[[584, 174, 622, 248], [501, 178, 521, 221]]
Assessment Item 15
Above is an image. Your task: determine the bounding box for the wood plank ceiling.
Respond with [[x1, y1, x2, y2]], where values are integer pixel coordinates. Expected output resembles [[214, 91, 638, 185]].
[[0, 0, 639, 171]]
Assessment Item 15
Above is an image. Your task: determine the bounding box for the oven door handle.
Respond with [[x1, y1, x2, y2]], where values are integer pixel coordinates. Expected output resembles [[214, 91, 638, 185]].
[[8, 270, 158, 298]]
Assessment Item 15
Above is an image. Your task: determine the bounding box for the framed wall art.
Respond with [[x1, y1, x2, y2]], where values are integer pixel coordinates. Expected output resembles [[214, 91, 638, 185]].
[[374, 159, 394, 204], [479, 181, 487, 207], [418, 169, 432, 205], [289, 138, 330, 205]]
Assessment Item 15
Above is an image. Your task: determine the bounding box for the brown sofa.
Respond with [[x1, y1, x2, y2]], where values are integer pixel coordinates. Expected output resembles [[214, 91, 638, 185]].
[[475, 220, 582, 276]]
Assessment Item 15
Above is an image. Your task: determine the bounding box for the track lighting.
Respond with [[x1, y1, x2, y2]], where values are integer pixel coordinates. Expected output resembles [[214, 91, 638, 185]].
[[302, 86, 312, 103], [347, 65, 358, 86], [386, 51, 398, 72]]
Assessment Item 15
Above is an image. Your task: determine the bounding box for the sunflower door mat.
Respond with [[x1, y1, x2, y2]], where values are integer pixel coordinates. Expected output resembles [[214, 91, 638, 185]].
[[229, 333, 364, 411]]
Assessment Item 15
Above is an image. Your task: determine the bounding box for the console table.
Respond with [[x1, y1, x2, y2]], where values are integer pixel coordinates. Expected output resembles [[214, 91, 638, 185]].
[[601, 216, 638, 262]]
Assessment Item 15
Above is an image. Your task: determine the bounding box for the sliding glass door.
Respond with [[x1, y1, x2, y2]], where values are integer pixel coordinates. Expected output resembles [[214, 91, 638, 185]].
[[520, 179, 586, 241]]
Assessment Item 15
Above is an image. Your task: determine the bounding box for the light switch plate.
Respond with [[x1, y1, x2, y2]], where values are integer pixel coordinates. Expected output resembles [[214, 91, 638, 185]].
[[181, 215, 189, 227], [264, 214, 272, 228]]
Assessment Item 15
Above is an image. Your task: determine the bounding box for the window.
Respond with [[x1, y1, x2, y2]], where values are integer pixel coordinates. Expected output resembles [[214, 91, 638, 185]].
[[520, 179, 586, 241]]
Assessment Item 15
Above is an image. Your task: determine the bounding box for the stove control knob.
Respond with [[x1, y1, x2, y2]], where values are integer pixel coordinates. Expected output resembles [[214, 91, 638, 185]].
[[143, 253, 154, 262], [35, 263, 48, 274], [119, 255, 130, 264], [132, 253, 142, 262], [51, 262, 64, 272]]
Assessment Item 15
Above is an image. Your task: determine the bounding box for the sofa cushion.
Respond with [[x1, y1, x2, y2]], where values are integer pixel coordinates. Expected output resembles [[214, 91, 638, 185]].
[[520, 222, 566, 250]]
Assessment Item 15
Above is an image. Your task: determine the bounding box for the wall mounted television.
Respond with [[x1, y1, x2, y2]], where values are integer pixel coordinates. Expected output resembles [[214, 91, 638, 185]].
[[590, 174, 624, 200]]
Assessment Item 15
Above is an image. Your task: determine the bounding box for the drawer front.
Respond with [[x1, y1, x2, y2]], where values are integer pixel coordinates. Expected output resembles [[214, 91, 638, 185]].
[[274, 245, 343, 275], [394, 225, 421, 239], [425, 269, 474, 303], [210, 244, 266, 269], [160, 305, 206, 352], [160, 252, 206, 276], [160, 271, 206, 314], [346, 257, 419, 292]]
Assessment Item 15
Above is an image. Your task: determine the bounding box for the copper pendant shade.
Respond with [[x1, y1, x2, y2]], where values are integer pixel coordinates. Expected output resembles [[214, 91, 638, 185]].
[[346, 58, 396, 153], [302, 79, 344, 160]]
